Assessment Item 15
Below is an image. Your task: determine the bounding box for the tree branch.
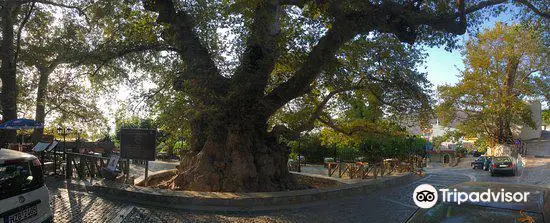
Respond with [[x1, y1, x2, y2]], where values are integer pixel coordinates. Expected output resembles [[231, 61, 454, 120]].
[[263, 18, 362, 116], [230, 0, 281, 98], [14, 2, 34, 63], [463, 0, 507, 14], [295, 84, 369, 132], [270, 84, 368, 139], [318, 116, 352, 136], [49, 101, 94, 122], [262, 0, 478, 116], [20, 0, 92, 26], [515, 0, 550, 19], [319, 115, 393, 137], [143, 0, 229, 97], [74, 43, 176, 66], [461, 0, 549, 18], [67, 43, 177, 77], [280, 0, 309, 7], [129, 81, 171, 113], [270, 124, 300, 140]]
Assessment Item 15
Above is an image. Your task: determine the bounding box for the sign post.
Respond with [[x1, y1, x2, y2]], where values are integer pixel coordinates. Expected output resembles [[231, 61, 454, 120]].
[[120, 128, 156, 184], [144, 161, 149, 186]]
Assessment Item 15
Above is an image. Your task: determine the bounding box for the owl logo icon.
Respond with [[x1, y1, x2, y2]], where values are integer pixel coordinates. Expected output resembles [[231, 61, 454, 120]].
[[413, 184, 438, 208], [416, 190, 435, 202]]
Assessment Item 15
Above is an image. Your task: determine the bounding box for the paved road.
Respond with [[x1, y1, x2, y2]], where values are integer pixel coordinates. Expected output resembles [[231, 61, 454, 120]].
[[428, 157, 550, 187], [46, 158, 550, 223]]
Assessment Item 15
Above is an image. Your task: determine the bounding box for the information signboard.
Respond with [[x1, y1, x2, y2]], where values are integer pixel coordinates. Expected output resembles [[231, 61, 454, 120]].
[[107, 154, 120, 171], [120, 128, 156, 161]]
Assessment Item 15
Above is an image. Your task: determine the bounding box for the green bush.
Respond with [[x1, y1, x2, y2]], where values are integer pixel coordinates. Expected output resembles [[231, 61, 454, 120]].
[[337, 147, 360, 162], [288, 152, 298, 161], [290, 133, 428, 164], [288, 134, 337, 163], [454, 142, 467, 157], [473, 138, 490, 153]]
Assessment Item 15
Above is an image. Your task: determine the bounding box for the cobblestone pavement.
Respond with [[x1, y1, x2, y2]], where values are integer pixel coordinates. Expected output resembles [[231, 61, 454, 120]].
[[46, 157, 550, 223], [46, 177, 131, 223]]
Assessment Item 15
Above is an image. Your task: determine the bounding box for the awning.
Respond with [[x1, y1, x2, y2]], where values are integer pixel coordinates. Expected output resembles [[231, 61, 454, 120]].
[[33, 142, 51, 152], [47, 140, 59, 152]]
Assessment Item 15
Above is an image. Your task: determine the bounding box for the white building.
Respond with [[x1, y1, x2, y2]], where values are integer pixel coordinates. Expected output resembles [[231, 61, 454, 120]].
[[518, 101, 543, 140]]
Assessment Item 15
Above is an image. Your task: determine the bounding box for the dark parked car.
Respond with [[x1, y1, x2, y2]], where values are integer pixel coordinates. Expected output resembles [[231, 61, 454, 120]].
[[0, 149, 53, 223], [406, 182, 550, 223], [471, 156, 488, 169], [489, 156, 516, 176], [482, 156, 493, 171]]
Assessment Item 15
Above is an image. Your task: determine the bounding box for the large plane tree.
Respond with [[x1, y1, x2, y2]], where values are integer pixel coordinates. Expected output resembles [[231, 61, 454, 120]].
[[137, 0, 549, 192], [0, 0, 168, 144]]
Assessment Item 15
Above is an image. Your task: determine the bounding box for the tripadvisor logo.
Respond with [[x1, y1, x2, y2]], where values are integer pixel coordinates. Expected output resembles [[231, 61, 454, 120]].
[[413, 184, 438, 208], [412, 184, 530, 209]]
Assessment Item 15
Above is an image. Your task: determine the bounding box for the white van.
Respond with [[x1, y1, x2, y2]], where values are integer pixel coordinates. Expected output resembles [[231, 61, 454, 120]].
[[0, 149, 53, 223]]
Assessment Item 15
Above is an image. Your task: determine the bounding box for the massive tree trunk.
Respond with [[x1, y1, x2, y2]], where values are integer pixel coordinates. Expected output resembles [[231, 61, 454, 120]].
[[0, 1, 18, 146], [495, 57, 520, 144], [31, 66, 53, 143], [168, 107, 296, 192]]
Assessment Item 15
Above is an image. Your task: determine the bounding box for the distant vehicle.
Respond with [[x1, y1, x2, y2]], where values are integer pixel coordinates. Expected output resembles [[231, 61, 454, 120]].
[[471, 156, 488, 169], [0, 149, 53, 223], [406, 182, 549, 223], [489, 156, 516, 176], [483, 156, 493, 171]]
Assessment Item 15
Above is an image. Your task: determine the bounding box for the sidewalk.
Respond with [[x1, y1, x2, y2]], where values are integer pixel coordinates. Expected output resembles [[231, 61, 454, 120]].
[[129, 160, 179, 182]]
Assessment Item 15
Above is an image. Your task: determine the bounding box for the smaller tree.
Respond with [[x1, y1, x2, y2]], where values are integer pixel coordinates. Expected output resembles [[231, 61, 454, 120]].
[[543, 110, 550, 127], [454, 142, 467, 157], [438, 23, 548, 146], [431, 130, 465, 150]]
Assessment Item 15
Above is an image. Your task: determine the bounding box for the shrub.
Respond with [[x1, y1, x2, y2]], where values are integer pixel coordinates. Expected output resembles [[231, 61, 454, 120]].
[[288, 134, 337, 163], [454, 142, 467, 157]]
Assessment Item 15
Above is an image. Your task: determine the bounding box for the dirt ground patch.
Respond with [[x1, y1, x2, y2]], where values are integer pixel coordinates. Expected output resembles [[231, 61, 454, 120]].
[[139, 170, 341, 190]]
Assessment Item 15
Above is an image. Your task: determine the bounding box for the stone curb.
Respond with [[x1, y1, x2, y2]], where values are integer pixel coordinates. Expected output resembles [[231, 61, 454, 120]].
[[524, 155, 550, 158], [87, 173, 422, 212], [134, 169, 178, 186]]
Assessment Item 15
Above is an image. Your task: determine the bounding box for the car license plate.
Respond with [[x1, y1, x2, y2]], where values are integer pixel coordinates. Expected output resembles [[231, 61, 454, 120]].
[[499, 165, 508, 167], [5, 205, 37, 223]]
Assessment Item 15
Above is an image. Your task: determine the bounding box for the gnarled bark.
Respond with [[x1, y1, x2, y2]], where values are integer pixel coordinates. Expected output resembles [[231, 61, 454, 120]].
[[167, 108, 297, 192]]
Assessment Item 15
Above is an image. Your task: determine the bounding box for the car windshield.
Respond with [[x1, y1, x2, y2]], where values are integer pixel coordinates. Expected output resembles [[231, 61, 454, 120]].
[[0, 160, 44, 200], [493, 157, 511, 162], [408, 203, 543, 223]]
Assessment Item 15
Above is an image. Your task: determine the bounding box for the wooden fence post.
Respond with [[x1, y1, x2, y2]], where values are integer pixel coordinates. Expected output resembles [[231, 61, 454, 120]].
[[66, 153, 72, 179]]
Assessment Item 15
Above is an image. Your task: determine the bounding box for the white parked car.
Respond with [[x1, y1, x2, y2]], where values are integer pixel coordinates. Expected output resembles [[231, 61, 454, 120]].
[[0, 149, 53, 223]]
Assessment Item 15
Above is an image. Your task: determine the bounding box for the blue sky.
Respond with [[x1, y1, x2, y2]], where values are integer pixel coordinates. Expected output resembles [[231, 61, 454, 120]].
[[420, 46, 464, 87], [422, 9, 519, 88]]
